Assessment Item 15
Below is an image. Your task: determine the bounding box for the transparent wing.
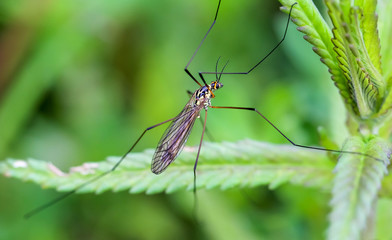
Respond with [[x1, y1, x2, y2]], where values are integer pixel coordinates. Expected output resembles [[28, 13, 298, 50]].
[[151, 97, 203, 174]]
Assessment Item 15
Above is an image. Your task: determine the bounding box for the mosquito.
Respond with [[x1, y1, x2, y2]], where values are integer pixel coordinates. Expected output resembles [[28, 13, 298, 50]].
[[25, 0, 385, 219]]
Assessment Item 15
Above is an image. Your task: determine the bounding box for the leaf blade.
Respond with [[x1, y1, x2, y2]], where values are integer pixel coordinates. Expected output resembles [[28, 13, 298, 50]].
[[327, 137, 390, 240], [0, 140, 335, 194]]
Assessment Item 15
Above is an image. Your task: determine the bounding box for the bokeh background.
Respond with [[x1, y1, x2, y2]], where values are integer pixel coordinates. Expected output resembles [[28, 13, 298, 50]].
[[0, 0, 352, 239]]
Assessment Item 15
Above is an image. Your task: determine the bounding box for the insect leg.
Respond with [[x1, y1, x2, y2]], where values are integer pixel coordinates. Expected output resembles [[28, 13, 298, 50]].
[[192, 110, 208, 218], [210, 106, 386, 163], [194, 109, 208, 193], [199, 2, 297, 80], [24, 116, 178, 219], [185, 0, 222, 87]]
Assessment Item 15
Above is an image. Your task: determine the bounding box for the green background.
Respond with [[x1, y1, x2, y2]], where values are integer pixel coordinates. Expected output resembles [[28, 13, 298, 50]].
[[0, 0, 353, 239]]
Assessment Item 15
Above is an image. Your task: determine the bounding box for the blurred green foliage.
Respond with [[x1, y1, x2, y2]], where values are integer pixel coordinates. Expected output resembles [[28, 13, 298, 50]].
[[2, 0, 390, 239]]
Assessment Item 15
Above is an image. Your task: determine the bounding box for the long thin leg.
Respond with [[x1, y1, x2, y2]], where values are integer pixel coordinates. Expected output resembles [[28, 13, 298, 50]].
[[192, 109, 208, 218], [210, 106, 385, 163], [185, 0, 222, 87], [24, 116, 178, 219], [199, 2, 297, 81], [194, 110, 208, 192]]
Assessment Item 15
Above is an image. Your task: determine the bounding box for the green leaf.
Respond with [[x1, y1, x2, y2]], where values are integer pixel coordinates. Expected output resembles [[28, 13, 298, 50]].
[[280, 0, 387, 119], [0, 140, 335, 194], [358, 0, 382, 74], [377, 0, 392, 116], [328, 0, 386, 118], [327, 137, 390, 240], [327, 0, 372, 117], [379, 0, 392, 83], [278, 0, 355, 114]]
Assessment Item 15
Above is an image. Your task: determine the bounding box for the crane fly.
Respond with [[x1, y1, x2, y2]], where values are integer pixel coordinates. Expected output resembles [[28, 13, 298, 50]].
[[24, 0, 386, 219], [151, 80, 223, 174]]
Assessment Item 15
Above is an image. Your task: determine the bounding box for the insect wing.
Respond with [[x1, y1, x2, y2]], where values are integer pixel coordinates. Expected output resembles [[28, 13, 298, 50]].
[[151, 96, 202, 174]]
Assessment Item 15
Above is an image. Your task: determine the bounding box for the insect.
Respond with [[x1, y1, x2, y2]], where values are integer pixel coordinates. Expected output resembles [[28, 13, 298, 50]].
[[25, 0, 384, 218]]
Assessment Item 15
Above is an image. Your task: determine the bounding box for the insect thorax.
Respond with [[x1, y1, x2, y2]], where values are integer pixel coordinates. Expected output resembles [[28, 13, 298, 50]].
[[194, 86, 212, 109], [194, 82, 223, 109]]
